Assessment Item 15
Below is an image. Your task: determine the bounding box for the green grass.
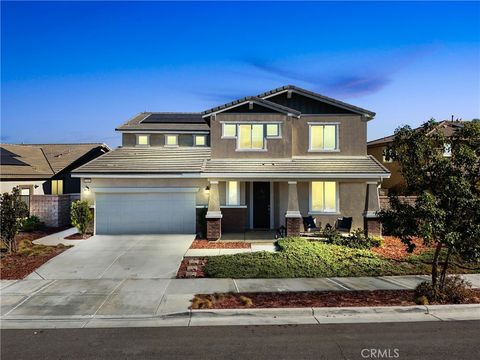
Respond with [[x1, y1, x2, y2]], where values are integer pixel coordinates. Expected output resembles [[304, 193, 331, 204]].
[[204, 237, 434, 278]]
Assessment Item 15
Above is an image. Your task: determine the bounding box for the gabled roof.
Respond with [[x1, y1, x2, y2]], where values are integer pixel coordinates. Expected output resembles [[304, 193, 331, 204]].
[[0, 143, 110, 179], [201, 96, 301, 118], [116, 112, 209, 132], [258, 85, 376, 118], [367, 120, 468, 146]]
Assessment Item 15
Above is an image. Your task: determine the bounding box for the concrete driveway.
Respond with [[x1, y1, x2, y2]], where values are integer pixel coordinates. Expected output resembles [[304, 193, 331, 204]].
[[27, 235, 195, 280]]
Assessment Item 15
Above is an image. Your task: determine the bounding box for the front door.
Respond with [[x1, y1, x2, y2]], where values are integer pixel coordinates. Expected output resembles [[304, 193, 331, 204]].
[[253, 182, 270, 229]]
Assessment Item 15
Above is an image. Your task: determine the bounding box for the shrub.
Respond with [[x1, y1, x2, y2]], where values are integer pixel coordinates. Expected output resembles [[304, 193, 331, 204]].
[[324, 227, 383, 249], [20, 216, 45, 232], [70, 200, 93, 237], [0, 187, 29, 253], [239, 295, 253, 307], [415, 276, 475, 304]]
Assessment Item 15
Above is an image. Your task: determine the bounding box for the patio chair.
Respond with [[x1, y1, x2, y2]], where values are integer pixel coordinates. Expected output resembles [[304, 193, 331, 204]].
[[302, 216, 321, 233], [275, 225, 287, 239], [335, 217, 353, 233]]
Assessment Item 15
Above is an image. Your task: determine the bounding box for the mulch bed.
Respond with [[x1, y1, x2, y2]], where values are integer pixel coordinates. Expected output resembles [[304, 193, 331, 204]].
[[191, 289, 480, 309], [0, 246, 70, 280], [1, 227, 72, 280], [64, 232, 93, 240], [372, 236, 431, 260], [190, 239, 251, 249], [177, 257, 207, 278]]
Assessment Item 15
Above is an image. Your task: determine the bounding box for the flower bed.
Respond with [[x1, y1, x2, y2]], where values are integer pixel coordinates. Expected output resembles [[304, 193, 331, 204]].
[[190, 239, 251, 249], [191, 289, 480, 309], [64, 232, 93, 240]]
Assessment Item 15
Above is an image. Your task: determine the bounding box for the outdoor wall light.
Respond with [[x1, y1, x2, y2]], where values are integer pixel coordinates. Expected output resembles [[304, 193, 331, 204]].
[[34, 185, 39, 189], [205, 185, 210, 194], [83, 186, 90, 192]]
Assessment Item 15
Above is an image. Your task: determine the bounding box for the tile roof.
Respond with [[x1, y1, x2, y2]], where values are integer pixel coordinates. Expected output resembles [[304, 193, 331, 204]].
[[73, 147, 210, 174], [116, 112, 209, 132], [203, 156, 389, 176], [73, 146, 389, 178], [0, 143, 109, 179], [367, 120, 468, 146]]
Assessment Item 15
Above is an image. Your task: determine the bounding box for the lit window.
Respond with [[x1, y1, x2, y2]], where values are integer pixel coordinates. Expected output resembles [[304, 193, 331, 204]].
[[194, 135, 206, 146], [226, 181, 240, 205], [382, 148, 393, 163], [311, 181, 337, 213], [222, 124, 236, 138], [266, 124, 280, 138], [309, 124, 337, 151], [238, 124, 264, 150], [51, 180, 63, 195], [443, 143, 452, 157], [165, 135, 178, 146], [136, 135, 149, 146]]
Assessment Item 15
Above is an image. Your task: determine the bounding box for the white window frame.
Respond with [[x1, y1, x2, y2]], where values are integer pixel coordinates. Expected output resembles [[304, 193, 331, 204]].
[[164, 134, 179, 147], [308, 181, 339, 214], [265, 123, 282, 139], [308, 122, 340, 152], [226, 181, 240, 206], [236, 123, 267, 152], [51, 179, 64, 195], [136, 134, 150, 147], [194, 135, 207, 147], [382, 147, 393, 163], [221, 123, 237, 139]]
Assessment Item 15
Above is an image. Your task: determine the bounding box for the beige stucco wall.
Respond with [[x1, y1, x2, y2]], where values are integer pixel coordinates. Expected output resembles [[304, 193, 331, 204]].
[[211, 113, 292, 159], [292, 115, 367, 156], [367, 144, 403, 191], [122, 133, 201, 147], [0, 180, 47, 195]]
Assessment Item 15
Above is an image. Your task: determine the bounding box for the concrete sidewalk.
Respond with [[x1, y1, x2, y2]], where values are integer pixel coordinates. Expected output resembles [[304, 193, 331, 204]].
[[2, 274, 479, 328]]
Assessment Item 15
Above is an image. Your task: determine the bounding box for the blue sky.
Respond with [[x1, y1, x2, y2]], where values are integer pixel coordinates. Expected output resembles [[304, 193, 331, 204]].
[[2, 1, 479, 146]]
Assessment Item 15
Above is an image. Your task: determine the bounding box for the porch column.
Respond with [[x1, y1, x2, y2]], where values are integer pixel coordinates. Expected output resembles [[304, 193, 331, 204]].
[[364, 182, 382, 237], [206, 181, 222, 241], [285, 181, 302, 236]]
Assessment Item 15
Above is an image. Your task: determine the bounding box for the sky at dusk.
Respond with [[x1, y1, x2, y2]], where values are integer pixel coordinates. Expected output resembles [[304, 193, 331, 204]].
[[1, 1, 479, 147]]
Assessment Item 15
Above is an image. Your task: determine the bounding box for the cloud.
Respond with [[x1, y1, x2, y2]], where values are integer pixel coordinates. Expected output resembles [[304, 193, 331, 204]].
[[0, 134, 11, 142]]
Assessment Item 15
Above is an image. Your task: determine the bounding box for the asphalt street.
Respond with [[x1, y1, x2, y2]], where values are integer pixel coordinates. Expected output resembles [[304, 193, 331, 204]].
[[1, 321, 479, 360]]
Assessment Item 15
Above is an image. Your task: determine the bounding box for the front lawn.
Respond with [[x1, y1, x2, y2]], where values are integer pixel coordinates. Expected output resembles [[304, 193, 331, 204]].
[[204, 237, 479, 279]]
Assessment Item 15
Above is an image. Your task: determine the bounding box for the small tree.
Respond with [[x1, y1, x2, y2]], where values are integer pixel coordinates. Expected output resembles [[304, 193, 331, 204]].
[[379, 119, 480, 297], [71, 200, 93, 237], [0, 187, 29, 253]]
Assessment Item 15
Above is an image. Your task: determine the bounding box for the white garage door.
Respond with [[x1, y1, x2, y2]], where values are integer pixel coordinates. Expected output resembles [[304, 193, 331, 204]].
[[95, 190, 196, 235]]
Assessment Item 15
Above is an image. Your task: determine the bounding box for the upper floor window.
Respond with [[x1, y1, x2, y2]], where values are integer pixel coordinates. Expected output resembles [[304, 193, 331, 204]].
[[443, 143, 452, 157], [222, 124, 237, 138], [165, 134, 178, 147], [238, 124, 264, 150], [226, 181, 240, 205], [194, 135, 207, 146], [266, 123, 280, 138], [310, 181, 337, 213], [382, 148, 393, 163], [51, 180, 64, 195], [309, 123, 338, 151], [136, 134, 149, 146]]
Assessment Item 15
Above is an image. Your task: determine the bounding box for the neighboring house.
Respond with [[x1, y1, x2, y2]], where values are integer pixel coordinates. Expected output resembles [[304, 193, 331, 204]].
[[0, 143, 110, 207], [73, 85, 390, 238], [367, 120, 468, 194]]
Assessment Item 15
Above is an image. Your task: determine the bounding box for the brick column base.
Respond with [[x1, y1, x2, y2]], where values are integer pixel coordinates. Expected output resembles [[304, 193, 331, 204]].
[[206, 218, 222, 241], [364, 218, 382, 237], [286, 217, 301, 237]]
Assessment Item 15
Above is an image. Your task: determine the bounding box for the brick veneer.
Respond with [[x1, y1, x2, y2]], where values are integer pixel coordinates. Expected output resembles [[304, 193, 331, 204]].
[[286, 217, 301, 236], [221, 208, 247, 233], [364, 218, 382, 237], [379, 196, 417, 210], [30, 194, 80, 227], [206, 218, 221, 241]]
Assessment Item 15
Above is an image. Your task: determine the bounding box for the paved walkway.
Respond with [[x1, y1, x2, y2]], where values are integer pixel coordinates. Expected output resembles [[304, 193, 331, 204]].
[[33, 227, 78, 246], [2, 274, 479, 326]]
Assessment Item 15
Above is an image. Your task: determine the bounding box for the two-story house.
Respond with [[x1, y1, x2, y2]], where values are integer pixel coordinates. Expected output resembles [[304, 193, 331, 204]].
[[72, 85, 389, 239]]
